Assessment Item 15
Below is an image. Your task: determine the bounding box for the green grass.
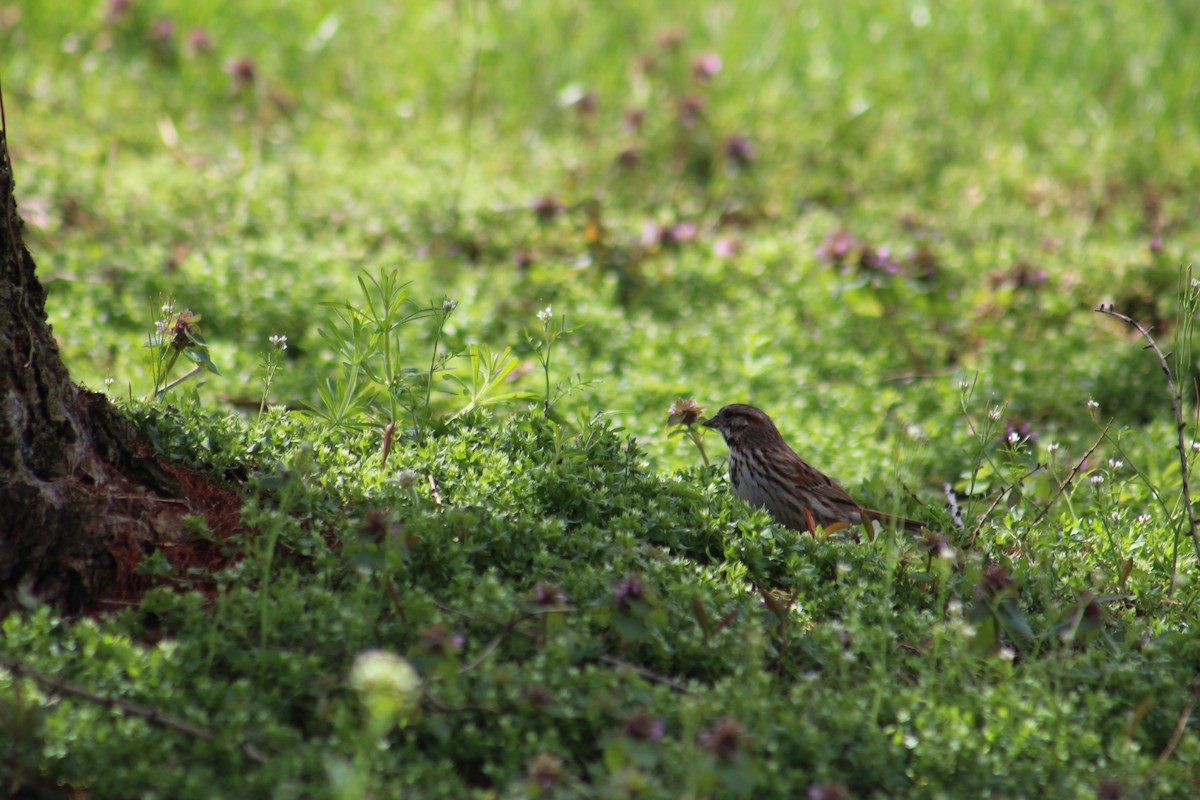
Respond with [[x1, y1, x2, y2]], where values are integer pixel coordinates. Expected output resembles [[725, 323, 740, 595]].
[[3, 0, 1200, 797]]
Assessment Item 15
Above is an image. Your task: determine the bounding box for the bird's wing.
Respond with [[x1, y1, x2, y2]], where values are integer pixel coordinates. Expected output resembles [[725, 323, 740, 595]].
[[777, 454, 863, 508]]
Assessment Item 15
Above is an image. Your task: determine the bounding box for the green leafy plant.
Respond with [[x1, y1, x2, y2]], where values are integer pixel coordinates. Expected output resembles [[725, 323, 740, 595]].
[[310, 269, 452, 436], [447, 343, 533, 418]]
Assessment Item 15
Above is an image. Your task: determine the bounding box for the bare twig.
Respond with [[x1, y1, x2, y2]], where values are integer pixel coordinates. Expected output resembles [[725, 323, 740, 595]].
[[966, 462, 1047, 546], [1140, 683, 1197, 788], [456, 607, 571, 675], [596, 655, 692, 694], [0, 654, 267, 764], [1095, 304, 1200, 564], [155, 364, 204, 397], [1031, 420, 1112, 527]]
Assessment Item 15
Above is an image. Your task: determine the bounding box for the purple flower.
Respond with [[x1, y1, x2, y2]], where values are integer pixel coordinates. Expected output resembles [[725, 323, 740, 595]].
[[691, 53, 722, 82], [225, 57, 257, 91], [1003, 418, 1038, 445], [641, 221, 664, 248], [860, 245, 900, 275], [724, 135, 755, 168], [816, 229, 859, 266], [677, 95, 705, 127], [185, 27, 213, 55], [514, 248, 535, 269], [980, 562, 1015, 600], [150, 17, 175, 42], [664, 221, 698, 245], [531, 194, 564, 223], [612, 574, 646, 608], [624, 711, 666, 741], [419, 624, 465, 654], [106, 0, 133, 22], [713, 238, 742, 258], [615, 147, 642, 170]]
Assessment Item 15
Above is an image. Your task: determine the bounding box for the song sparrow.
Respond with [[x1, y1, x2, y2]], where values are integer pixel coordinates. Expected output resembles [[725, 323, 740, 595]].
[[702, 403, 924, 533]]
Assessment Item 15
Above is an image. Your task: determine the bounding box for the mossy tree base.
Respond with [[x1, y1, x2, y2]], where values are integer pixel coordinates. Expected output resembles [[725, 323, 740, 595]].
[[0, 131, 187, 613]]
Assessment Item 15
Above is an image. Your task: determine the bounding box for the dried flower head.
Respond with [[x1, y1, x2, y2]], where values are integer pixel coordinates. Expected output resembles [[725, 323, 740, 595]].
[[699, 717, 747, 760], [106, 0, 134, 23], [677, 95, 706, 127], [185, 27, 213, 55], [655, 27, 684, 51], [807, 783, 850, 800], [527, 751, 564, 791], [225, 56, 257, 91], [980, 562, 1015, 600], [534, 582, 569, 607], [359, 508, 394, 542], [160, 309, 201, 348], [616, 147, 642, 170], [623, 107, 646, 132], [724, 135, 755, 168], [667, 397, 705, 427], [419, 624, 465, 654], [531, 195, 564, 223], [150, 17, 175, 43]]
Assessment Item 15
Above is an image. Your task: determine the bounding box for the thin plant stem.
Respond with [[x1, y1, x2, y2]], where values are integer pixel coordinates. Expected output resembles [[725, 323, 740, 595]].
[[155, 364, 203, 397], [1095, 303, 1200, 576]]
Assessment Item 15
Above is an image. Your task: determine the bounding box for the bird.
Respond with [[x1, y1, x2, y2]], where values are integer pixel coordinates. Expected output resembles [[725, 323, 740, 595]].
[[701, 403, 924, 533]]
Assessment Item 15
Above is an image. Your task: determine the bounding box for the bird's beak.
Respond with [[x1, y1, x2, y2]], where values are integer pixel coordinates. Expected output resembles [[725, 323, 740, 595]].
[[700, 415, 718, 429]]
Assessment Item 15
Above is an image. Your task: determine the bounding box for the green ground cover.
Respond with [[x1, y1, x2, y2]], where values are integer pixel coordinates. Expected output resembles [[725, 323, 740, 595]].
[[2, 0, 1199, 796]]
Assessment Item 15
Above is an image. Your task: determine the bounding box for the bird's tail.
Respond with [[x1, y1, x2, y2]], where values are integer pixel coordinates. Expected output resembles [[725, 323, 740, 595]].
[[864, 509, 927, 533]]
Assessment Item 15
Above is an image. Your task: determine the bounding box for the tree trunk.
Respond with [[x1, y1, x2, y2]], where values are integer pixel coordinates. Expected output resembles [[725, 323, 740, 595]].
[[0, 130, 193, 613]]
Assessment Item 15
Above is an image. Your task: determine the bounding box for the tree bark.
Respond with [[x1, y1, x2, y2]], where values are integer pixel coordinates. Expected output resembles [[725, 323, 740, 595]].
[[0, 129, 189, 613]]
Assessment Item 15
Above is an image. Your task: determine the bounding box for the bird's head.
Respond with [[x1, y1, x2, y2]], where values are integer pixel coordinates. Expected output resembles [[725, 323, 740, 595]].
[[701, 404, 783, 447]]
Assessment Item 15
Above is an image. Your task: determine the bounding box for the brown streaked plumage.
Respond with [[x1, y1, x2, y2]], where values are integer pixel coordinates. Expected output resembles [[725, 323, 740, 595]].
[[701, 403, 924, 533]]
